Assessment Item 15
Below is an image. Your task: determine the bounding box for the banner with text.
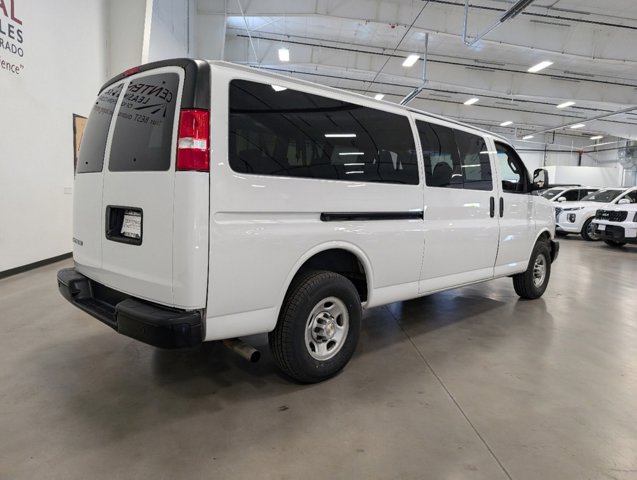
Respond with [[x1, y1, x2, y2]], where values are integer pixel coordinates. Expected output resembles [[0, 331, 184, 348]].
[[0, 0, 24, 76]]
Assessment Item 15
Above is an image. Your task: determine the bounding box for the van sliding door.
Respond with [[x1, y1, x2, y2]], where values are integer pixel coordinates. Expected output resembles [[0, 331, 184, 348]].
[[416, 118, 500, 293]]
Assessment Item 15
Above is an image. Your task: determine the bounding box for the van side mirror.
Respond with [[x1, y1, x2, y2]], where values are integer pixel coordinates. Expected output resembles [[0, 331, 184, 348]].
[[532, 168, 549, 191], [557, 196, 566, 202], [617, 198, 631, 205]]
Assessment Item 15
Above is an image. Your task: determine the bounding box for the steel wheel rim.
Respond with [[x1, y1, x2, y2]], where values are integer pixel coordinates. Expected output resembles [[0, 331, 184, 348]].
[[305, 296, 349, 361], [533, 253, 547, 288], [587, 221, 599, 240]]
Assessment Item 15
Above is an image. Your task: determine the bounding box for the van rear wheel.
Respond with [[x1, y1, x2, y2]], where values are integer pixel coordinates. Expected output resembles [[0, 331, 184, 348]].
[[512, 241, 551, 300], [269, 270, 361, 383]]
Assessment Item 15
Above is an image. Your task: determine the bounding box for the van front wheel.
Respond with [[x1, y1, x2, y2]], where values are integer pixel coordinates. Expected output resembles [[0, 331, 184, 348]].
[[512, 241, 551, 300], [269, 270, 361, 383]]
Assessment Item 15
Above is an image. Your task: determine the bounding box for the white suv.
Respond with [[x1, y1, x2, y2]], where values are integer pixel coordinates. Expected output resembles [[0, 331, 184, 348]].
[[593, 202, 637, 247], [555, 187, 636, 240], [57, 59, 559, 383]]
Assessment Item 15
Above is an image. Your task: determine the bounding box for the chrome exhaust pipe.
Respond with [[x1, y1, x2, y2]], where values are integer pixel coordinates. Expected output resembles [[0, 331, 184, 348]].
[[223, 338, 261, 363]]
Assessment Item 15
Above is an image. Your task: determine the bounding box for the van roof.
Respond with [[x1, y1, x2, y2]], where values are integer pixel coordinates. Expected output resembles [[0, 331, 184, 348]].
[[209, 61, 510, 144], [101, 58, 511, 145]]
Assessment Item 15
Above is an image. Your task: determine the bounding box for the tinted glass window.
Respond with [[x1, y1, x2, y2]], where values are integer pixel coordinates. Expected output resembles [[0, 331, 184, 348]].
[[417, 121, 492, 191], [622, 190, 637, 203], [581, 190, 623, 202], [228, 80, 418, 185], [418, 121, 459, 189], [562, 190, 579, 201], [76, 84, 123, 173], [109, 73, 180, 171], [541, 188, 563, 199], [579, 189, 598, 199], [494, 142, 528, 193], [454, 130, 492, 190]]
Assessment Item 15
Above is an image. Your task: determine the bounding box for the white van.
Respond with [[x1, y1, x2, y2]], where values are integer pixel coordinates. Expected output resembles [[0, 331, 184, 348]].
[[58, 59, 559, 383]]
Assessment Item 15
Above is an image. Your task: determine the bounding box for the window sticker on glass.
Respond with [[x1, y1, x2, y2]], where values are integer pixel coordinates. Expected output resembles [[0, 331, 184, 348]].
[[121, 210, 142, 239]]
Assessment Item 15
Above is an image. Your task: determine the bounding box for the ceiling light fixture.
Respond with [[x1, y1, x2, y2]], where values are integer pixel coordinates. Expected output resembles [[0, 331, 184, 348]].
[[556, 101, 576, 109], [590, 135, 603, 140], [522, 135, 534, 140], [271, 85, 287, 92], [464, 97, 479, 105], [500, 121, 513, 126], [570, 124, 585, 129], [402, 54, 420, 67], [528, 61, 553, 73], [374, 94, 385, 100], [325, 133, 356, 138], [278, 47, 290, 62]]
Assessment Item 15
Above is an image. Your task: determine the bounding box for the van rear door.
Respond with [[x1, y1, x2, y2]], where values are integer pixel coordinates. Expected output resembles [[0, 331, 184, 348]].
[[74, 60, 211, 309], [100, 67, 182, 304]]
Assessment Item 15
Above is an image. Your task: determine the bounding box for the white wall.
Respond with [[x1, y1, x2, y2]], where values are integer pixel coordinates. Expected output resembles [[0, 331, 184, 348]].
[[147, 0, 193, 62], [511, 134, 635, 187], [544, 166, 621, 187], [0, 0, 108, 272], [108, 0, 147, 78], [195, 0, 227, 60]]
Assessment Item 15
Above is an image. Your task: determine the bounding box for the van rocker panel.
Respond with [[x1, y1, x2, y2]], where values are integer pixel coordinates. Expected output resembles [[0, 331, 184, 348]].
[[57, 268, 202, 348]]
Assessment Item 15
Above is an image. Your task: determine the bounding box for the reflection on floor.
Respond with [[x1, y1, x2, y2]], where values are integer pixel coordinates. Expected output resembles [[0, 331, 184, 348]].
[[1, 237, 636, 480]]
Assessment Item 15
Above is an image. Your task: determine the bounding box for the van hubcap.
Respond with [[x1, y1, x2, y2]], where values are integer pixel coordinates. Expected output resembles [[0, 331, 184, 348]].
[[305, 297, 349, 361], [533, 254, 547, 288]]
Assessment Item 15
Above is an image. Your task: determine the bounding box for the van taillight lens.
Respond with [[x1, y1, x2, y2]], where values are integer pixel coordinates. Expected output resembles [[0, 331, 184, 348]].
[[176, 109, 210, 171]]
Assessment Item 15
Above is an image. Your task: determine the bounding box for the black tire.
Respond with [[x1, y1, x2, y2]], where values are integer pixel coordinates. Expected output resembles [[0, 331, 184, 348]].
[[269, 270, 362, 383], [513, 241, 551, 300], [581, 217, 600, 241], [604, 239, 626, 248]]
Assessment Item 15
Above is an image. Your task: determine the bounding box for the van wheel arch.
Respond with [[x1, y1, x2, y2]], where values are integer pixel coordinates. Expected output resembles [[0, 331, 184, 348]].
[[291, 248, 369, 303]]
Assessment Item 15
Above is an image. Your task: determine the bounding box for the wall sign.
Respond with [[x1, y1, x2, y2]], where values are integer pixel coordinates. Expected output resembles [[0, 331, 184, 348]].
[[0, 0, 24, 76]]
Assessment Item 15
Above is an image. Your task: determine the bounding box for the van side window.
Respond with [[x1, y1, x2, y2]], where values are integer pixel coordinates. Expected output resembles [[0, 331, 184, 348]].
[[417, 120, 492, 191], [76, 84, 123, 173], [109, 73, 180, 172], [454, 130, 493, 191], [228, 80, 418, 185], [494, 142, 529, 194]]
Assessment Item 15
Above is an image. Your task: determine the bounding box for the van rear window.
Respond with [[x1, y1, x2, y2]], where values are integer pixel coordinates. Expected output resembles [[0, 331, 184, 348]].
[[76, 84, 123, 173], [108, 73, 180, 172]]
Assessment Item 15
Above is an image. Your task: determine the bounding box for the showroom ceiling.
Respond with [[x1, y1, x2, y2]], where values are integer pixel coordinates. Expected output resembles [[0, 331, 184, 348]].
[[199, 0, 637, 143]]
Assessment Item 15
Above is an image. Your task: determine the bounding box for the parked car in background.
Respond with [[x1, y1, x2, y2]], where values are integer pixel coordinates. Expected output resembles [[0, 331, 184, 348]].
[[555, 187, 637, 240], [542, 186, 600, 203], [593, 200, 637, 247]]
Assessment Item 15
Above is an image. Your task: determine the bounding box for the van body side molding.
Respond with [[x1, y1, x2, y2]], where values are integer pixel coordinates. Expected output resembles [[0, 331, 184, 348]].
[[320, 211, 424, 222]]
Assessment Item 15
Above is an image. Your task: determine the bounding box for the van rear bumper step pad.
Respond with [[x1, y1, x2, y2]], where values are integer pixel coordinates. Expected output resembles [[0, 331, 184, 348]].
[[57, 268, 202, 349]]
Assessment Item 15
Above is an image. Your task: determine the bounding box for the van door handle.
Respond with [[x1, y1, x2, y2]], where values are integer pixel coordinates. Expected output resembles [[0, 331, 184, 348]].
[[499, 197, 504, 217], [489, 197, 495, 218]]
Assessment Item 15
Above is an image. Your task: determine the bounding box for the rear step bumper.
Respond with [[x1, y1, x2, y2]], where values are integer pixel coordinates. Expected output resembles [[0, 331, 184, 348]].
[[57, 268, 203, 348]]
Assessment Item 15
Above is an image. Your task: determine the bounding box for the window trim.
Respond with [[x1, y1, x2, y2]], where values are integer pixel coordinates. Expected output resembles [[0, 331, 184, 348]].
[[493, 141, 530, 195]]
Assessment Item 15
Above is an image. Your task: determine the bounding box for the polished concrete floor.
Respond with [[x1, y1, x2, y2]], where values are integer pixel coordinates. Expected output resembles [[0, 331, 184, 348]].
[[1, 238, 636, 480]]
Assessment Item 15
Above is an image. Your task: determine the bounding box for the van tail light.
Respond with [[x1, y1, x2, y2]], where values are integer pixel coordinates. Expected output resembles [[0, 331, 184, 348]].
[[176, 109, 210, 171]]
